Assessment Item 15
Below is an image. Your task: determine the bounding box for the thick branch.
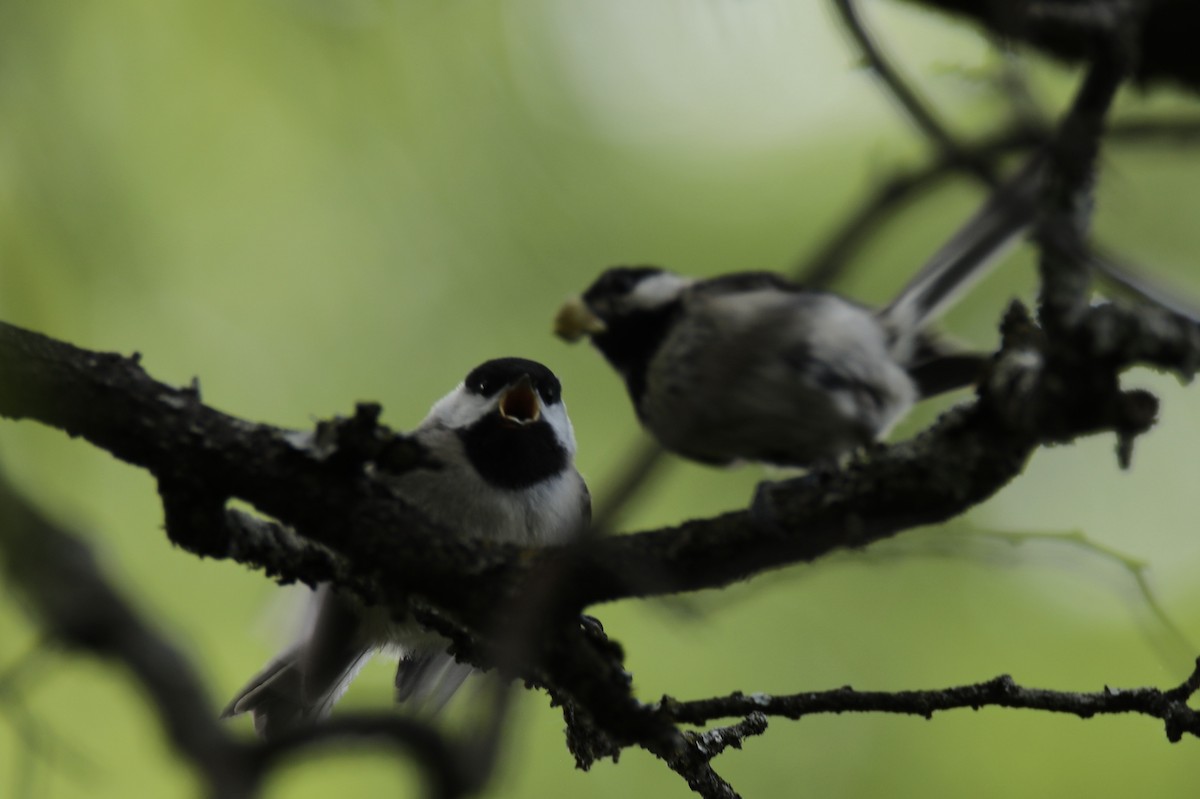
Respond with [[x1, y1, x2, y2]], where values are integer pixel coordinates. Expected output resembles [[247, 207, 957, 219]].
[[1037, 53, 1130, 330], [0, 287, 1195, 611], [0, 287, 1192, 798]]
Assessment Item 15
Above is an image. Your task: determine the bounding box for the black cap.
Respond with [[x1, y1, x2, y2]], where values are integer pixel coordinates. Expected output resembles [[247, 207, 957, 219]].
[[463, 358, 561, 405]]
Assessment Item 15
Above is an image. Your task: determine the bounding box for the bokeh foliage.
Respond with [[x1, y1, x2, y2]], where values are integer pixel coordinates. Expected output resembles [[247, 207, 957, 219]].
[[1, 1, 1198, 797]]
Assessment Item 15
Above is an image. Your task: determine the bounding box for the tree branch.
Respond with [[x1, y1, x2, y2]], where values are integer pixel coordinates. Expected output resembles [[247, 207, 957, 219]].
[[834, 0, 996, 180], [1, 252, 1197, 610], [1036, 52, 1131, 330], [660, 659, 1200, 743]]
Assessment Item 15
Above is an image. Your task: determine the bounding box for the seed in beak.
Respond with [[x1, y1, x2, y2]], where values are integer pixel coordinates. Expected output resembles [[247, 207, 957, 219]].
[[554, 297, 607, 342], [499, 377, 540, 423]]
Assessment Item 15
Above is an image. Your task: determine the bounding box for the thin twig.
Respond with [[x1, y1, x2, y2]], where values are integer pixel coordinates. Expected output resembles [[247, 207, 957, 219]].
[[590, 440, 668, 536], [970, 527, 1194, 656], [791, 117, 1200, 290], [866, 521, 1192, 656], [833, 0, 994, 180], [660, 658, 1200, 743]]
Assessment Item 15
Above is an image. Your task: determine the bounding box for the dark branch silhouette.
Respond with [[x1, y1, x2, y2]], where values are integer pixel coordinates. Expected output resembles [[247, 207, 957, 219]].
[[0, 469, 255, 799], [661, 662, 1200, 743], [891, 0, 1200, 94], [0, 468, 517, 799]]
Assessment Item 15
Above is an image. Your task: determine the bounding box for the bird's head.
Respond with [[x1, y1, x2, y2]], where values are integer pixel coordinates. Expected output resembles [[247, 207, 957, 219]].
[[554, 266, 692, 344], [425, 358, 575, 489]]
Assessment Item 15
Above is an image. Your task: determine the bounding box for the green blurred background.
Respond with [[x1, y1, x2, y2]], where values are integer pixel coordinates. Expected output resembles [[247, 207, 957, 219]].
[[2, 1, 1199, 797]]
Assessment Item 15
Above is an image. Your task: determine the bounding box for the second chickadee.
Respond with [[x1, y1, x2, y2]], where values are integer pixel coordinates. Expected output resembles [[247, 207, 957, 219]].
[[555, 164, 1040, 467], [223, 358, 590, 738]]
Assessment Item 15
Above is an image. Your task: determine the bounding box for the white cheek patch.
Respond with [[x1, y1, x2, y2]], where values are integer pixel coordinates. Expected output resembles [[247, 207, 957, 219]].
[[424, 385, 495, 429], [541, 401, 577, 456], [422, 386, 576, 459], [628, 272, 693, 310]]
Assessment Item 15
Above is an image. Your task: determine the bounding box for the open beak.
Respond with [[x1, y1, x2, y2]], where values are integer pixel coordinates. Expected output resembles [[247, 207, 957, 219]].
[[554, 297, 607, 342], [499, 375, 540, 425]]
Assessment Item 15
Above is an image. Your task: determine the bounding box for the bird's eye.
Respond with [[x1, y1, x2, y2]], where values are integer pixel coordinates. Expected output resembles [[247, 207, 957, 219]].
[[468, 377, 494, 395], [538, 381, 561, 405]]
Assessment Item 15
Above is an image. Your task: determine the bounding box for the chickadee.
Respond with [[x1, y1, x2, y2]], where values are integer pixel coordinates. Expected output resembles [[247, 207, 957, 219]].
[[554, 164, 1040, 467], [222, 358, 589, 738]]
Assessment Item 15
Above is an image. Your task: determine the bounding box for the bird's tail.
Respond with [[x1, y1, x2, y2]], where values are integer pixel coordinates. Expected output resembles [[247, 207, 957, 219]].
[[394, 650, 475, 714], [879, 156, 1044, 340], [221, 586, 371, 739], [223, 586, 475, 738]]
